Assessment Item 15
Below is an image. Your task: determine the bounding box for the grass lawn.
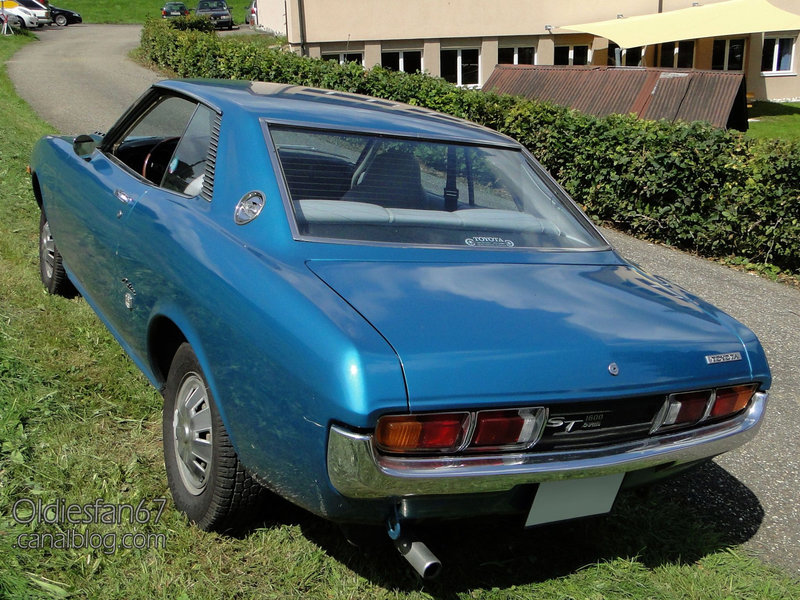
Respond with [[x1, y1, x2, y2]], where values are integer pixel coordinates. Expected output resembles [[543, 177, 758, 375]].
[[50, 0, 251, 24], [2, 33, 800, 599], [746, 101, 800, 141]]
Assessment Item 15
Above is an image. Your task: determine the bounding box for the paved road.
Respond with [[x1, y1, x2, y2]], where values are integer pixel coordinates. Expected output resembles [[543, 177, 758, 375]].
[[7, 25, 162, 134], [8, 24, 800, 575]]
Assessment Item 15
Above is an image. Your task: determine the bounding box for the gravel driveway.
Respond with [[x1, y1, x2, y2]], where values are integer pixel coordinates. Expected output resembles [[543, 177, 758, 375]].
[[7, 23, 800, 576]]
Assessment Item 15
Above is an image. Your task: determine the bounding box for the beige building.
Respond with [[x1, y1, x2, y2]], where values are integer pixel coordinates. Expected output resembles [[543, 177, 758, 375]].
[[257, 0, 800, 101]]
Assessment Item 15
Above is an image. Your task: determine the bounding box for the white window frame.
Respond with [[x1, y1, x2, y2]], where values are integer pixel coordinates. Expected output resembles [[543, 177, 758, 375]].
[[382, 50, 423, 73], [498, 46, 536, 65], [555, 45, 592, 66], [712, 38, 746, 71], [441, 48, 481, 88], [761, 35, 796, 75]]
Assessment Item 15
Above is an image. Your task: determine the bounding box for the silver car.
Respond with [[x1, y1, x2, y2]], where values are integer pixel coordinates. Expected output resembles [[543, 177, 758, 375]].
[[1, 5, 39, 29]]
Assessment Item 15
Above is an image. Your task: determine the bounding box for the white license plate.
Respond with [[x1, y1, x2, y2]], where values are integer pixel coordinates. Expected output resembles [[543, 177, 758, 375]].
[[525, 473, 624, 527]]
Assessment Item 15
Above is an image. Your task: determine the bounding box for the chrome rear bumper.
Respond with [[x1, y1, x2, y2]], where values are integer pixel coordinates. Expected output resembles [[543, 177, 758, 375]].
[[327, 392, 767, 499]]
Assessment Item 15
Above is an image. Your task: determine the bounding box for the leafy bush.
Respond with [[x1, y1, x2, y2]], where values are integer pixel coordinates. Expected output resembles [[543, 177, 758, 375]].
[[140, 19, 800, 274], [165, 15, 217, 33]]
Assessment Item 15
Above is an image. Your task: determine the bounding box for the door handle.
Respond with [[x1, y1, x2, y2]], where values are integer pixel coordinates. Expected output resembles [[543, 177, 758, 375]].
[[115, 189, 135, 205]]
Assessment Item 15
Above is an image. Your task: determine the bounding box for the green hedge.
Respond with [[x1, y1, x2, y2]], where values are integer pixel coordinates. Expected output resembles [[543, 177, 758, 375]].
[[140, 19, 800, 274]]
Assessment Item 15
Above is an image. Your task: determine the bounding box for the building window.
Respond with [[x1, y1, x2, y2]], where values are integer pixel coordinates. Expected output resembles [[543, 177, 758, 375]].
[[712, 38, 745, 71], [441, 48, 480, 86], [554, 45, 590, 66], [321, 53, 363, 66], [607, 43, 642, 67], [761, 37, 795, 73], [658, 41, 695, 69], [382, 51, 422, 73], [498, 46, 535, 65]]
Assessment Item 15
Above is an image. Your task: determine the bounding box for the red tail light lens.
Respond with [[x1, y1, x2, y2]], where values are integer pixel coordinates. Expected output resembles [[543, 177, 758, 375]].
[[472, 408, 547, 449], [375, 413, 469, 454], [659, 390, 712, 428], [710, 384, 757, 418]]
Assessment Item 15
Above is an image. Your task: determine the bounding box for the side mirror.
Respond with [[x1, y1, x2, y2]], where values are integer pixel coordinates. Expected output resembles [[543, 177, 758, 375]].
[[73, 134, 97, 161]]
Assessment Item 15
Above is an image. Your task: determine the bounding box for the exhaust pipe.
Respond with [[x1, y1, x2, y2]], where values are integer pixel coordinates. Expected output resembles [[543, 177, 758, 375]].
[[393, 537, 442, 580]]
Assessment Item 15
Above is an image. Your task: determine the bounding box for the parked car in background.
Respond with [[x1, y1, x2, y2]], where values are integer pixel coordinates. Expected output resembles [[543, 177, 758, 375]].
[[29, 79, 771, 579], [0, 5, 38, 28], [244, 0, 255, 25], [6, 0, 51, 25], [161, 2, 190, 18], [49, 4, 81, 26], [195, 0, 232, 29]]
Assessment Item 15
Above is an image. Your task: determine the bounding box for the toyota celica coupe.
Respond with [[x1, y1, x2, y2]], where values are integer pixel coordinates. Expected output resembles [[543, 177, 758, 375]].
[[30, 79, 770, 578]]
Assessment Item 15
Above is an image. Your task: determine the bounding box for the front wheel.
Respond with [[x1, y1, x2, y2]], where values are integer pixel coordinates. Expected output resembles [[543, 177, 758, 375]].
[[55, 14, 67, 26], [163, 343, 267, 531], [39, 212, 76, 297]]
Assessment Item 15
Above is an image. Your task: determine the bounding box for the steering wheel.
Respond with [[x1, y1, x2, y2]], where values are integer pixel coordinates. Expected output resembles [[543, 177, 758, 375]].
[[142, 137, 180, 183]]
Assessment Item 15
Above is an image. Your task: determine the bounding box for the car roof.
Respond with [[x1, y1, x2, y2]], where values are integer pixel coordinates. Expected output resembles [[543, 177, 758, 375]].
[[154, 79, 519, 148]]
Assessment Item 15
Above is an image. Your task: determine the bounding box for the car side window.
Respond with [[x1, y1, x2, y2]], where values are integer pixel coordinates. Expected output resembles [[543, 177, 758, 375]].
[[113, 96, 198, 185], [161, 104, 216, 197]]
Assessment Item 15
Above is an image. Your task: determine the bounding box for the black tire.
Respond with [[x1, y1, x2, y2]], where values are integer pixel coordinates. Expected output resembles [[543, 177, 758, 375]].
[[163, 343, 266, 531], [39, 212, 77, 297], [55, 14, 67, 26]]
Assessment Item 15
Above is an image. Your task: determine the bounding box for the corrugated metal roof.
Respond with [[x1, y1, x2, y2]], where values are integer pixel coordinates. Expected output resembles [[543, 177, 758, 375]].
[[484, 65, 747, 130]]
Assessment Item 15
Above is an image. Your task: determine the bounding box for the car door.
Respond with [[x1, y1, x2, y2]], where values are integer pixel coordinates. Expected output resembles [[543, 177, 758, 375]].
[[63, 93, 209, 344], [111, 101, 220, 360]]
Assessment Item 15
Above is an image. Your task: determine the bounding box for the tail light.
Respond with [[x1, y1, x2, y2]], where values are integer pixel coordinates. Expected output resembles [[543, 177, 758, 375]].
[[659, 390, 711, 428], [653, 383, 758, 433], [375, 407, 547, 455], [472, 408, 547, 450], [375, 413, 469, 454], [709, 384, 757, 418], [161, 9, 166, 16]]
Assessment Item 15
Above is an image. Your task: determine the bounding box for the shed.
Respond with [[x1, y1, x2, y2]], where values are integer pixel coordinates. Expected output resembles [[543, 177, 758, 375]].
[[483, 65, 748, 131]]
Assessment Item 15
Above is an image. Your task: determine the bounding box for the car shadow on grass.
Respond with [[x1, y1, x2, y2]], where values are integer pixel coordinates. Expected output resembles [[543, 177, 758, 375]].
[[279, 461, 763, 595]]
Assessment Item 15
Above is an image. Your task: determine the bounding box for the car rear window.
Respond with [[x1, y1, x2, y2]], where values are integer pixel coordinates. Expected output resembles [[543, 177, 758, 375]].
[[269, 126, 605, 250]]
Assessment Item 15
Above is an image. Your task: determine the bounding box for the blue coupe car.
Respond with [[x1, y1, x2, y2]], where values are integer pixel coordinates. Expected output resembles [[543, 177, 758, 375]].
[[31, 79, 770, 578]]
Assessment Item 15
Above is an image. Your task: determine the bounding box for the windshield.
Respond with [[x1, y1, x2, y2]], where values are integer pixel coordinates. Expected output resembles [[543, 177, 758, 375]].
[[198, 1, 227, 9], [269, 126, 605, 250]]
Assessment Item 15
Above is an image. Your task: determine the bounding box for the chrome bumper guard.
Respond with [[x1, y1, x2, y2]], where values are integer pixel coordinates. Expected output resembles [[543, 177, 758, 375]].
[[327, 392, 767, 499]]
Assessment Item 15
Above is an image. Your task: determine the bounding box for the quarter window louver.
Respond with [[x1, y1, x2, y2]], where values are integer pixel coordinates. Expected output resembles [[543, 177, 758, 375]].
[[202, 112, 221, 202]]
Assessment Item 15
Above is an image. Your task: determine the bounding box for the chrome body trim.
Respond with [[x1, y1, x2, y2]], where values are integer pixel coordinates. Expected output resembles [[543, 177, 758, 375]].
[[327, 392, 767, 499]]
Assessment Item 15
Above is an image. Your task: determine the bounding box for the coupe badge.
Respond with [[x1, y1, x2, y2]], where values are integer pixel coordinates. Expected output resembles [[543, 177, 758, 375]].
[[704, 352, 742, 365]]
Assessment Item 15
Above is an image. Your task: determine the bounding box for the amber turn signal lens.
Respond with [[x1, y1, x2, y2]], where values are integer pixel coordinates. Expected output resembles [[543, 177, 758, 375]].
[[710, 384, 757, 418], [375, 413, 469, 454]]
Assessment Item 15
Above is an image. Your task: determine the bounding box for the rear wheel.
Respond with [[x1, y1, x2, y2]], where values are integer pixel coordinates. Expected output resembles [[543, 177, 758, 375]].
[[39, 212, 76, 297], [163, 343, 267, 531]]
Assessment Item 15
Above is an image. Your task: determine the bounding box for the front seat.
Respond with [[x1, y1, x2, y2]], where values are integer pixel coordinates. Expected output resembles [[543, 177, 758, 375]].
[[345, 149, 426, 209]]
